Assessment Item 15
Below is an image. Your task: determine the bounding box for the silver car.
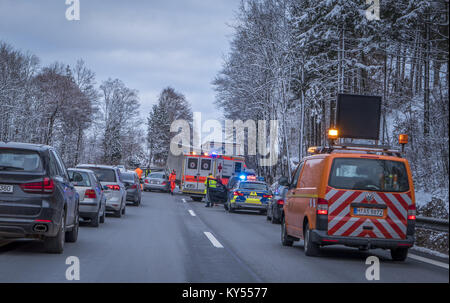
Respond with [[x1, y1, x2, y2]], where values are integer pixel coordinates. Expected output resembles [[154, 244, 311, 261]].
[[144, 172, 170, 192], [76, 164, 127, 218], [68, 168, 106, 227]]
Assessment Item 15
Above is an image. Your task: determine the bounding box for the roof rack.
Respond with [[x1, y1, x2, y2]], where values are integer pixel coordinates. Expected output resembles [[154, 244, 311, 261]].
[[308, 143, 403, 157]]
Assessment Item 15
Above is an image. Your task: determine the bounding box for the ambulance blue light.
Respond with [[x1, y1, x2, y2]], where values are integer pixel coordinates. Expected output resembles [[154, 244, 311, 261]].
[[239, 174, 246, 180]]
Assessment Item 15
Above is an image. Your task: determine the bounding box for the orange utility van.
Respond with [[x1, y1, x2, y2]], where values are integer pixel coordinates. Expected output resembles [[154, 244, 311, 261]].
[[281, 140, 416, 261]]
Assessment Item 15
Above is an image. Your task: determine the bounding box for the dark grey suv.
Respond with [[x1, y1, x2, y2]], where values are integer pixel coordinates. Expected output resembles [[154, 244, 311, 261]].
[[0, 142, 79, 253]]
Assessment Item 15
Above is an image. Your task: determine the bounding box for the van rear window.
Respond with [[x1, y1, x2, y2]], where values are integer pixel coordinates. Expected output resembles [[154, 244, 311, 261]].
[[328, 158, 409, 192], [0, 149, 42, 172]]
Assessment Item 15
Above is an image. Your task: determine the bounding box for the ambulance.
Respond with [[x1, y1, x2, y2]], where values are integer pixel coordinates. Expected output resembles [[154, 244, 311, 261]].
[[168, 150, 246, 202], [281, 94, 416, 261]]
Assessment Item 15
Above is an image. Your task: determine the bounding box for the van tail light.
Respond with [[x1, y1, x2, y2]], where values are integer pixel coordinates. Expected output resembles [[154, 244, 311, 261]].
[[408, 204, 416, 220], [233, 191, 244, 196], [317, 198, 328, 215], [85, 189, 97, 199], [277, 199, 284, 205], [20, 178, 54, 194], [106, 185, 120, 191]]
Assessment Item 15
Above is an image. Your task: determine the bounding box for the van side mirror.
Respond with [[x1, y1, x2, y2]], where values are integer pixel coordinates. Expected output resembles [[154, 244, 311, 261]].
[[278, 176, 289, 187]]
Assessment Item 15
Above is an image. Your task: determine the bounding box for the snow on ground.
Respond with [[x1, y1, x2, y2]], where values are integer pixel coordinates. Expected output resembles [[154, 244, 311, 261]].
[[412, 246, 449, 258], [415, 190, 434, 208]]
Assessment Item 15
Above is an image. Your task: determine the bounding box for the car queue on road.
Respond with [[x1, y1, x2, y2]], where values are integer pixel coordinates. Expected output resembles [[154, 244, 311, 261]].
[[0, 142, 144, 254]]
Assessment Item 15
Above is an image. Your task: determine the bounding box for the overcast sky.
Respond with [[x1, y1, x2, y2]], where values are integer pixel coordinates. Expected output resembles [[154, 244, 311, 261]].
[[0, 0, 240, 123]]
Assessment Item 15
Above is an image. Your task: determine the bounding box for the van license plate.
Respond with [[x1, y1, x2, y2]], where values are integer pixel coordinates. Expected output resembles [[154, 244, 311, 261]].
[[354, 208, 383, 217], [0, 184, 13, 193]]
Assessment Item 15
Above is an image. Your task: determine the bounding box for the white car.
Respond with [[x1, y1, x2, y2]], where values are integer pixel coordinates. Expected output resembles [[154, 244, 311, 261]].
[[76, 164, 127, 218]]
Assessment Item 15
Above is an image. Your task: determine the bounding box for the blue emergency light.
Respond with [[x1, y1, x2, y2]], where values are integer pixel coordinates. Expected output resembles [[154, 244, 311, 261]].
[[239, 174, 246, 180]]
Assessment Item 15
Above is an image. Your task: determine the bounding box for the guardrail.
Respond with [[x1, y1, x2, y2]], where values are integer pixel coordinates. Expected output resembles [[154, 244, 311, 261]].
[[416, 216, 449, 233]]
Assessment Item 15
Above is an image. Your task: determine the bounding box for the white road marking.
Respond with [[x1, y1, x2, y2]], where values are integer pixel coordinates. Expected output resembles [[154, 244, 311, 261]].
[[408, 254, 449, 270], [182, 198, 186, 203], [188, 210, 196, 217], [204, 232, 224, 248]]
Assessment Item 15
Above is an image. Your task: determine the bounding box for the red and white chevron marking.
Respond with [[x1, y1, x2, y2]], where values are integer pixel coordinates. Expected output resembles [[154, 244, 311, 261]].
[[325, 187, 412, 240]]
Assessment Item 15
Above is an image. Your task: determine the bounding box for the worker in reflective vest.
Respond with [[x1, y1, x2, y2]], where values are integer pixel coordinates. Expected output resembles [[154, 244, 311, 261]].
[[204, 173, 217, 207], [169, 170, 177, 195]]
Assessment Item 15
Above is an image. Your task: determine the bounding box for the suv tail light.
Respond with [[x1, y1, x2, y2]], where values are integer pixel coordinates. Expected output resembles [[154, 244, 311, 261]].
[[20, 178, 54, 194], [106, 185, 120, 191], [408, 204, 416, 220], [317, 198, 328, 215], [233, 191, 244, 196], [277, 199, 284, 205], [85, 189, 97, 199]]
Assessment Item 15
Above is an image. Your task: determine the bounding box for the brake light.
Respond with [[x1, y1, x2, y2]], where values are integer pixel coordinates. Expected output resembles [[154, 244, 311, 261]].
[[408, 204, 416, 220], [106, 185, 120, 191], [145, 179, 149, 184], [233, 191, 244, 196], [263, 194, 273, 198], [161, 182, 167, 185], [277, 199, 284, 205], [85, 189, 97, 199], [20, 178, 54, 194], [130, 184, 137, 189], [317, 198, 328, 215]]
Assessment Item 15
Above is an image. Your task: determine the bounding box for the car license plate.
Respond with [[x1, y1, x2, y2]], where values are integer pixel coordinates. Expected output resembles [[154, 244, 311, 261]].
[[0, 184, 13, 193], [151, 180, 158, 184], [354, 207, 383, 217]]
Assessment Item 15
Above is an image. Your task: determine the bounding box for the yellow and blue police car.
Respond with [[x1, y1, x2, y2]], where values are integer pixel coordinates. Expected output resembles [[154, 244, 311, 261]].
[[225, 175, 272, 214]]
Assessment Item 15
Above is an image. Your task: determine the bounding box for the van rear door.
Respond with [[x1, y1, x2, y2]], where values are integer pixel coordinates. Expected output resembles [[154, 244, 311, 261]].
[[326, 157, 412, 240]]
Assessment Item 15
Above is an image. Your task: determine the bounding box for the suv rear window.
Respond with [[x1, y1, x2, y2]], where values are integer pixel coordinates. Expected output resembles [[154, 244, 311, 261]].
[[0, 149, 42, 172], [83, 168, 116, 183], [328, 158, 409, 192]]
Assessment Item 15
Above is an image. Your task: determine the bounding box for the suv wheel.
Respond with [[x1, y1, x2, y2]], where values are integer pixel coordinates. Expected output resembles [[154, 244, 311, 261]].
[[390, 247, 409, 261], [44, 212, 65, 254], [304, 223, 320, 256], [66, 206, 79, 243], [281, 217, 294, 247]]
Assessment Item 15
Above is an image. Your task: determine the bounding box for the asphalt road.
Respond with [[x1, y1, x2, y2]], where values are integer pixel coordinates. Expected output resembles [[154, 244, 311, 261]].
[[0, 191, 448, 283]]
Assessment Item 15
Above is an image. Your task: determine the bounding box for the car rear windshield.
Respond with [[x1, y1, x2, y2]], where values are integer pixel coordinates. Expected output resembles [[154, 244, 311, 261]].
[[149, 173, 165, 179], [328, 158, 409, 192], [68, 171, 91, 187], [121, 173, 136, 183], [0, 149, 42, 172], [84, 168, 116, 183], [239, 182, 268, 191]]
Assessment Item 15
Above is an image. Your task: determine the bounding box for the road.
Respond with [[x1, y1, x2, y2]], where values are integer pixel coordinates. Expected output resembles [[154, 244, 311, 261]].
[[0, 191, 448, 283]]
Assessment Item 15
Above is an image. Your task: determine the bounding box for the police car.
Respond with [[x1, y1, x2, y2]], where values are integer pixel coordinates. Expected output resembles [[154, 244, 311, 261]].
[[225, 175, 272, 214]]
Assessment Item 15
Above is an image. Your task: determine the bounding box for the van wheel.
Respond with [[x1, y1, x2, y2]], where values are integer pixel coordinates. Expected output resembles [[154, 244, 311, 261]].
[[281, 217, 293, 247], [304, 224, 320, 256], [44, 212, 65, 254], [390, 247, 409, 261]]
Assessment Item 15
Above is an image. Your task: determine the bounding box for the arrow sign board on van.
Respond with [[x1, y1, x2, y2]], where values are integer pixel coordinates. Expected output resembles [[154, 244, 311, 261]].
[[336, 94, 382, 140]]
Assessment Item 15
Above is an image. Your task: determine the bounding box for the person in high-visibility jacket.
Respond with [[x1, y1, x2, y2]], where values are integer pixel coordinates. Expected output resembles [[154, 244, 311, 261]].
[[135, 167, 143, 190], [169, 170, 177, 195], [204, 173, 217, 207]]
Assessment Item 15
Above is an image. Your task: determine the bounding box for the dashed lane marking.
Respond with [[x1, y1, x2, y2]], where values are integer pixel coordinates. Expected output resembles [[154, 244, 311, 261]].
[[204, 232, 224, 248], [188, 210, 196, 217]]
